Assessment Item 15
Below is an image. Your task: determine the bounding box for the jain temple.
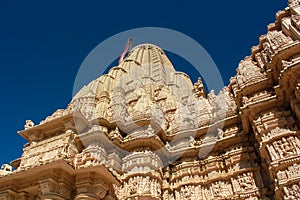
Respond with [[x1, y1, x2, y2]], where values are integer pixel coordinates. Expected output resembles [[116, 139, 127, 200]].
[[1, 1, 300, 200]]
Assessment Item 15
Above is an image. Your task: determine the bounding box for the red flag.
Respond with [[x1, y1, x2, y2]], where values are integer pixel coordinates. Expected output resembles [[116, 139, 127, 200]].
[[118, 38, 133, 64]]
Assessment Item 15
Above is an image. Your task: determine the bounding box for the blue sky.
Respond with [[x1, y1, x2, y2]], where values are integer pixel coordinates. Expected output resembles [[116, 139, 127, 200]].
[[0, 1, 287, 165]]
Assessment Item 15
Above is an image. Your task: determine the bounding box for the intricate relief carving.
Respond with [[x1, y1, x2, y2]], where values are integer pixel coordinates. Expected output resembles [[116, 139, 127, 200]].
[[277, 163, 300, 183], [266, 31, 293, 52], [75, 144, 107, 168], [221, 126, 239, 138], [111, 82, 175, 127], [95, 91, 111, 119], [108, 127, 122, 140], [154, 85, 177, 112], [172, 98, 196, 132], [283, 183, 300, 200], [73, 96, 96, 120], [195, 96, 212, 127], [262, 127, 296, 142], [267, 136, 300, 161], [110, 86, 128, 122], [177, 185, 203, 200], [243, 90, 274, 107], [172, 181, 236, 199], [254, 49, 269, 70], [114, 176, 161, 200], [162, 190, 175, 200], [39, 179, 72, 200], [236, 57, 265, 89], [219, 86, 237, 116], [12, 36, 300, 200], [254, 110, 295, 135], [19, 131, 77, 169], [287, 163, 300, 179], [40, 109, 71, 124], [122, 151, 163, 174], [212, 181, 233, 198], [232, 172, 257, 193], [127, 87, 154, 118]]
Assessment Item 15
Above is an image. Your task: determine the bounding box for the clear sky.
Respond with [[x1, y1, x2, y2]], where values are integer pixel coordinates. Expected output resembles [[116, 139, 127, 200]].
[[0, 0, 287, 165]]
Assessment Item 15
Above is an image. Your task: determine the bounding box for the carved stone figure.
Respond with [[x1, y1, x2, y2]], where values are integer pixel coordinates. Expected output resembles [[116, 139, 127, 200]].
[[267, 144, 278, 161], [24, 120, 34, 129], [212, 181, 233, 198], [173, 99, 195, 130], [238, 172, 256, 191], [193, 77, 206, 98], [280, 137, 295, 156]]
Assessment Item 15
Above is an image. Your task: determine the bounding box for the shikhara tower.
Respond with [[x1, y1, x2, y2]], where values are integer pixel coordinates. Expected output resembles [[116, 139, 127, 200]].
[[1, 1, 300, 199]]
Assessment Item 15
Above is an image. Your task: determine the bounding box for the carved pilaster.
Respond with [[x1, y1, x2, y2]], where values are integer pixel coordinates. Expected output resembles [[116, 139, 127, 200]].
[[0, 189, 17, 200], [75, 173, 109, 200], [39, 178, 73, 200]]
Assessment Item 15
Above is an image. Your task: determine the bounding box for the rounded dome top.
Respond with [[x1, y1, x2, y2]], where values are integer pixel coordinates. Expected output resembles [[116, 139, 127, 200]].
[[71, 43, 193, 107], [118, 43, 175, 72]]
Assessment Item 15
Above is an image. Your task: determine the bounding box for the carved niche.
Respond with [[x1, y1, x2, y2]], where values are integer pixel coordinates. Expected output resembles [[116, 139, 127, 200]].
[[232, 172, 257, 193], [114, 176, 161, 200], [211, 181, 234, 198], [266, 136, 300, 161], [266, 31, 292, 52], [277, 163, 300, 182]]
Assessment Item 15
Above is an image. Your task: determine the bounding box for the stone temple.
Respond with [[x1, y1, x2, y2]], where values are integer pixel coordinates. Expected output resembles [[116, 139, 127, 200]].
[[1, 1, 300, 200]]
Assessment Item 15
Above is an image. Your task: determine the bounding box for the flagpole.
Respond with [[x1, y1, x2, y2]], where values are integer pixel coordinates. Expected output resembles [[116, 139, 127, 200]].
[[118, 38, 134, 64]]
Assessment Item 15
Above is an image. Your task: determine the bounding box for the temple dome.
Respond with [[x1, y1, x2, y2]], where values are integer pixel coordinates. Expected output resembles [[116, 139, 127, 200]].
[[118, 44, 175, 72], [45, 43, 194, 125], [73, 43, 181, 101]]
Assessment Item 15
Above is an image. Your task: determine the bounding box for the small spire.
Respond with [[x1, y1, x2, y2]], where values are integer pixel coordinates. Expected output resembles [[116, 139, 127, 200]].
[[193, 77, 206, 98]]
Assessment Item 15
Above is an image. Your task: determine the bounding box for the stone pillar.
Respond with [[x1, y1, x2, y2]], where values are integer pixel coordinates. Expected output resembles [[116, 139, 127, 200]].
[[39, 178, 73, 200], [0, 189, 17, 200], [115, 151, 163, 199], [75, 173, 109, 200], [18, 192, 29, 200]]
